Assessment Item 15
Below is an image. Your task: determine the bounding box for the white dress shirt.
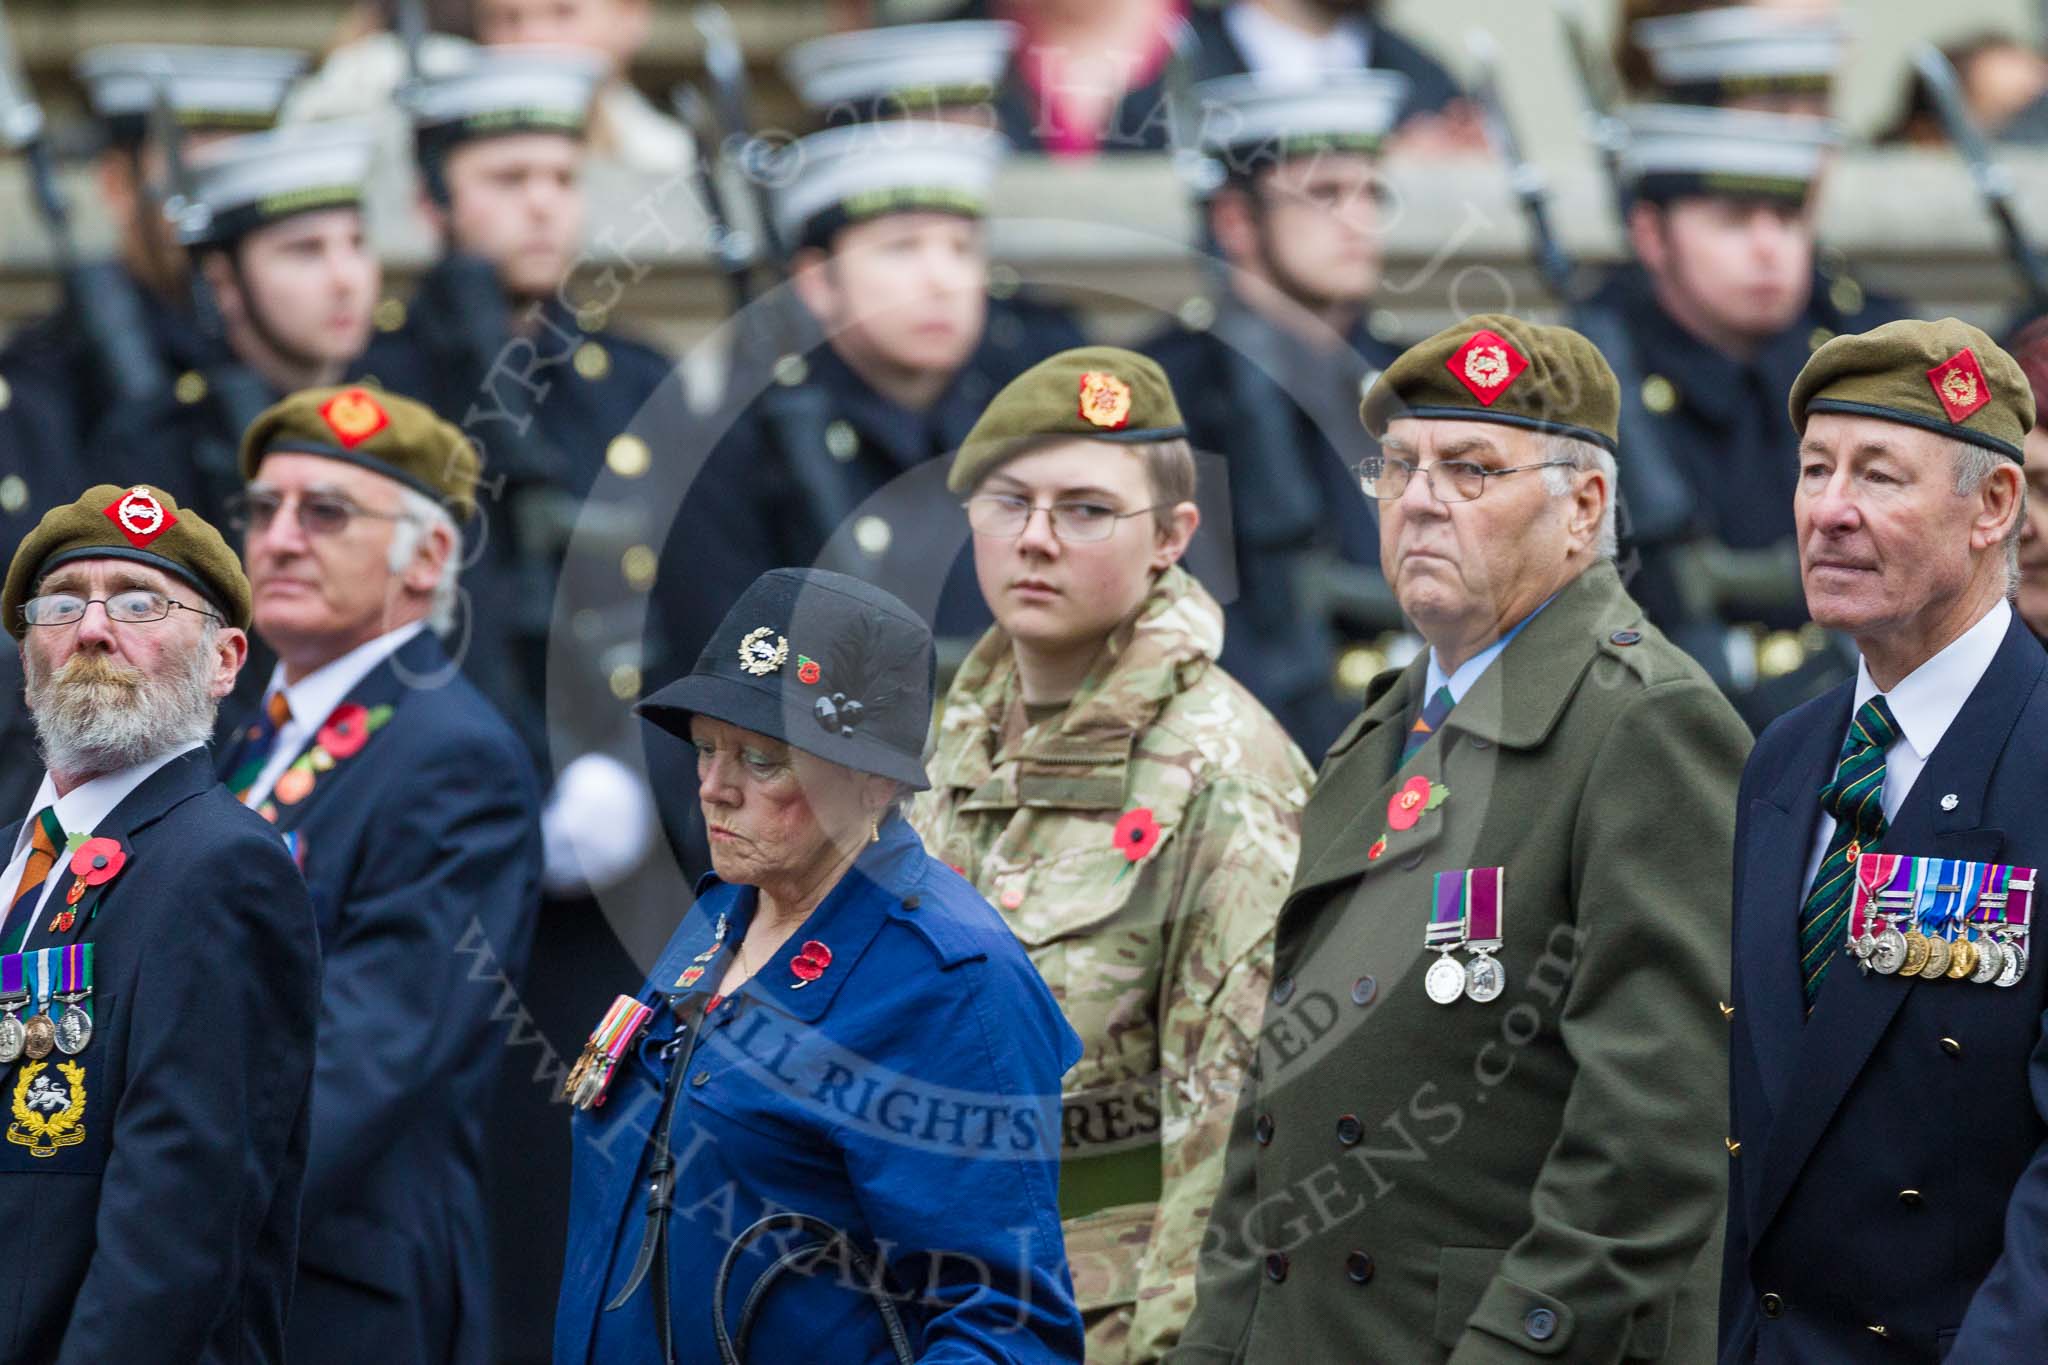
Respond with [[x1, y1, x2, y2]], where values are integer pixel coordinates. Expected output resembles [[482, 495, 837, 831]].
[[1222, 2, 1371, 83], [241, 622, 426, 807], [2, 742, 203, 942], [1800, 600, 2011, 895]]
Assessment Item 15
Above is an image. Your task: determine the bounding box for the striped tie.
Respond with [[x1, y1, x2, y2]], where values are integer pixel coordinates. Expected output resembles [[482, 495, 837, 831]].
[[1, 808, 65, 955], [1797, 695, 1900, 1011], [229, 691, 293, 804], [1402, 685, 1457, 764]]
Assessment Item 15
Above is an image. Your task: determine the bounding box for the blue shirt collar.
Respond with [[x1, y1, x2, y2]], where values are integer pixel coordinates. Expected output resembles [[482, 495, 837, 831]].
[[1425, 593, 1556, 704]]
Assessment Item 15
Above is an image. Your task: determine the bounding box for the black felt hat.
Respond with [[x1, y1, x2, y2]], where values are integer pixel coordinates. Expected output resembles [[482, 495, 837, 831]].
[[637, 569, 936, 790]]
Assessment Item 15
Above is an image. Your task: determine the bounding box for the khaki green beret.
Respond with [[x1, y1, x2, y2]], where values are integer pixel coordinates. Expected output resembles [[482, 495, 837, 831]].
[[239, 384, 481, 519], [4, 483, 251, 640], [1362, 313, 1620, 453], [1789, 317, 2034, 462], [949, 346, 1188, 494]]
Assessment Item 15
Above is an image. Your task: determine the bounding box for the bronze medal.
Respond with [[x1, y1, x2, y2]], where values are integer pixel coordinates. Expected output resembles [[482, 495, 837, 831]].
[[1900, 932, 1931, 977], [23, 1012, 55, 1061], [1945, 938, 1977, 980], [1919, 934, 1952, 979]]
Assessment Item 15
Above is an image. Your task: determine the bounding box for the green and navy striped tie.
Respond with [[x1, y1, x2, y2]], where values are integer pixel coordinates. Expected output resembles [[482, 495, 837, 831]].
[[1402, 685, 1457, 764], [1797, 695, 1899, 1011]]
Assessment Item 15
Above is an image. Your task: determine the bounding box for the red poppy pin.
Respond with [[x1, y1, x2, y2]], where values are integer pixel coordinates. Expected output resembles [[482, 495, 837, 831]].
[[69, 837, 126, 887], [796, 655, 822, 686], [1114, 808, 1161, 863], [1386, 776, 1438, 832], [318, 703, 372, 760], [790, 940, 833, 989], [1368, 835, 1387, 862]]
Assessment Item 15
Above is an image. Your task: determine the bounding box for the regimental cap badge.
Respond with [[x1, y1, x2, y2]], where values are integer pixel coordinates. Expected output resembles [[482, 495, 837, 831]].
[[102, 487, 175, 549], [1448, 330, 1528, 406], [1078, 371, 1133, 430], [319, 387, 391, 449], [1928, 347, 1992, 424], [737, 626, 789, 676]]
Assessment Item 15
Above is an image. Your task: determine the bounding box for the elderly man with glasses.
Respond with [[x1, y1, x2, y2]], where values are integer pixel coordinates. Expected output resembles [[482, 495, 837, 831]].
[[0, 482, 320, 1361], [216, 385, 542, 1365], [1176, 315, 1750, 1365]]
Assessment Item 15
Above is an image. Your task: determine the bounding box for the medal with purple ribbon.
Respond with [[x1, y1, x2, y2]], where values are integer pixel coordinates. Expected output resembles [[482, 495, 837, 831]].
[[0, 954, 26, 1064], [53, 943, 92, 1055], [1461, 868, 1507, 1003], [1424, 871, 1468, 1005]]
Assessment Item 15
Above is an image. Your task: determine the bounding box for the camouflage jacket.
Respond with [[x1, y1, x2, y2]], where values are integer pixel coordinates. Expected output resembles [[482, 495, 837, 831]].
[[911, 567, 1312, 1363]]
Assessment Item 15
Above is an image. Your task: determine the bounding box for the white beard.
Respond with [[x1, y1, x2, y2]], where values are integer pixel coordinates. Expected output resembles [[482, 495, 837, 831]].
[[24, 637, 219, 782]]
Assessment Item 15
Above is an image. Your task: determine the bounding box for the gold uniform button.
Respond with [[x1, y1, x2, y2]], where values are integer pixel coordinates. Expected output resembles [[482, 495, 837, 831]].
[[1176, 296, 1216, 332], [1940, 1036, 1962, 1056], [1726, 1137, 1741, 1156], [773, 354, 809, 388], [1719, 1001, 1735, 1019], [1641, 374, 1677, 415], [373, 297, 407, 332], [1808, 326, 1834, 353], [853, 515, 893, 557], [1757, 630, 1807, 679], [988, 263, 1021, 300], [0, 475, 25, 513], [1830, 277, 1865, 316], [0, 372, 13, 411], [621, 545, 658, 591], [175, 371, 208, 405], [1898, 1189, 1922, 1206], [574, 341, 611, 381], [606, 434, 652, 479], [825, 420, 860, 462], [608, 664, 642, 701], [1866, 1324, 1887, 1337], [576, 307, 610, 335], [1335, 644, 1385, 696]]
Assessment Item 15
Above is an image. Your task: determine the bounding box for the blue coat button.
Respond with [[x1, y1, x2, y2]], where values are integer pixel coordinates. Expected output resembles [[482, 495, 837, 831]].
[[1525, 1307, 1557, 1341]]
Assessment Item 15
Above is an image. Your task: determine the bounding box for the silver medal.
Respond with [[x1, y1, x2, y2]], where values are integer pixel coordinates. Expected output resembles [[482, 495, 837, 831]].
[[1971, 937, 2006, 985], [1870, 926, 1908, 975], [1997, 942, 2029, 988], [54, 1004, 91, 1056], [0, 1012, 22, 1065], [1463, 953, 1506, 1003], [1425, 954, 1466, 1005]]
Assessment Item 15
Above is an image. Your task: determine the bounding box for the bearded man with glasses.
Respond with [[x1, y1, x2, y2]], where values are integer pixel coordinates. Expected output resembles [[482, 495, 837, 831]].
[[217, 384, 542, 1365], [0, 481, 320, 1362], [911, 347, 1312, 1363]]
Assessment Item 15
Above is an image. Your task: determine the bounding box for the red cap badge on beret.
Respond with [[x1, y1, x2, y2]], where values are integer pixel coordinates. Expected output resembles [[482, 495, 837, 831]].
[[1448, 330, 1528, 406], [320, 388, 390, 449], [1078, 372, 1133, 430], [1928, 348, 1992, 424], [103, 487, 176, 549]]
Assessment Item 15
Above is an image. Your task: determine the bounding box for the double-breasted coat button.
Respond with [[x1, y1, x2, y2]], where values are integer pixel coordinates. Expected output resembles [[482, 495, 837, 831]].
[[1271, 976, 1296, 1006], [1609, 629, 1642, 646], [1524, 1307, 1557, 1341], [1940, 1037, 1962, 1056], [1898, 1189, 1922, 1206], [1345, 1252, 1374, 1284], [1760, 1293, 1784, 1318], [1336, 1114, 1363, 1146], [1351, 975, 1377, 1006], [1400, 851, 1424, 871], [1469, 736, 1491, 749], [1264, 1253, 1289, 1283], [1255, 1114, 1275, 1145]]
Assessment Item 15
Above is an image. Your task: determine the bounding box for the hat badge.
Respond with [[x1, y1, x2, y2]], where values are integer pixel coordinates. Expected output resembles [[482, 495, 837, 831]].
[[1928, 348, 1991, 424], [320, 388, 391, 449], [1447, 330, 1528, 407], [1078, 371, 1133, 430], [103, 487, 176, 549], [737, 626, 789, 676]]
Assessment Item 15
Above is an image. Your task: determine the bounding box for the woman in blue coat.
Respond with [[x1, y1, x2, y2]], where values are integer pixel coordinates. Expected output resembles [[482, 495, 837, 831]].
[[555, 568, 1085, 1365]]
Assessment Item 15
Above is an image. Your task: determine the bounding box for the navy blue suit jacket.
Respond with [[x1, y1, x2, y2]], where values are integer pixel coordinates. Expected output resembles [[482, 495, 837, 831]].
[[0, 748, 320, 1365], [1723, 613, 2048, 1362], [218, 630, 543, 1365]]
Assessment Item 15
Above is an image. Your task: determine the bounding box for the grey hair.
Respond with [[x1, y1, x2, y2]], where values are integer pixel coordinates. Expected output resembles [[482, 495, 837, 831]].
[[1949, 439, 2025, 596], [386, 488, 461, 634], [1539, 435, 1619, 558]]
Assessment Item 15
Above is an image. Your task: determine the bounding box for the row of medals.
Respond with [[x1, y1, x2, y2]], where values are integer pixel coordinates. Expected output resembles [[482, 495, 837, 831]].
[[1425, 947, 1506, 1005], [1851, 889, 2030, 986], [0, 994, 92, 1064]]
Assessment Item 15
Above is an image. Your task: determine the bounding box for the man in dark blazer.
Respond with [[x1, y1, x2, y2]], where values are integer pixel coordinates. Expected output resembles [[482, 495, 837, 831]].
[[1724, 317, 2048, 1362], [1177, 315, 1750, 1363], [216, 386, 542, 1364], [1, 482, 319, 1364]]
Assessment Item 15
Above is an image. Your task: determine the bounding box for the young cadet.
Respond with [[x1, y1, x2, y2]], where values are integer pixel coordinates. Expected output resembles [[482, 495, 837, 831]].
[[912, 347, 1312, 1364], [1146, 70, 1412, 755], [0, 44, 307, 476], [92, 121, 381, 528]]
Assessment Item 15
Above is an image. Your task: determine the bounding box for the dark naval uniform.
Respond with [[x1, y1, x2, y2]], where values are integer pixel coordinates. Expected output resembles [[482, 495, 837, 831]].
[[1145, 307, 1403, 755], [0, 385, 80, 822], [216, 629, 543, 1365]]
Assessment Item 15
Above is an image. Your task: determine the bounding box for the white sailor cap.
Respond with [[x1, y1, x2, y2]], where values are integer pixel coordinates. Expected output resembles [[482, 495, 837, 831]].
[[410, 44, 605, 157], [1618, 103, 1840, 203], [1633, 8, 1848, 104], [181, 120, 378, 247], [782, 21, 1017, 122], [1190, 69, 1409, 179], [75, 45, 308, 143], [773, 120, 1006, 250]]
